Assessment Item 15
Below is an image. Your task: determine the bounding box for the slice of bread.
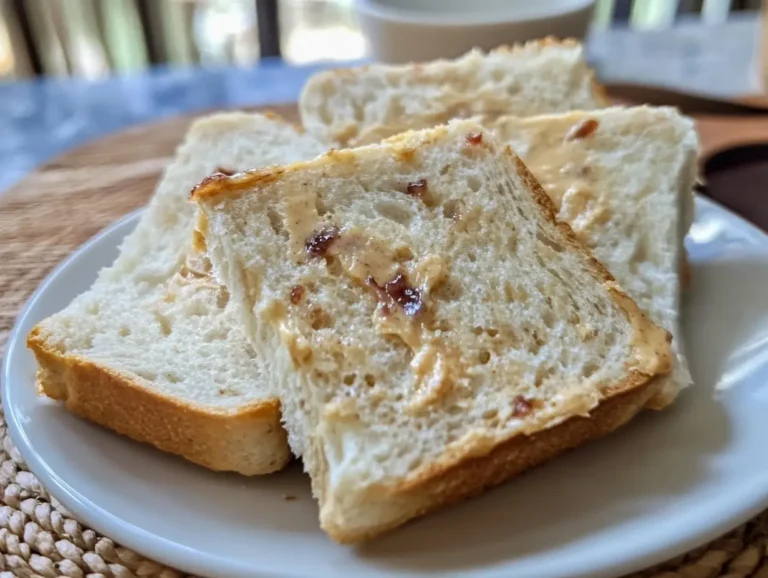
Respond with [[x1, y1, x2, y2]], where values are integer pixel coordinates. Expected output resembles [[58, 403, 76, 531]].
[[193, 120, 672, 542], [299, 38, 607, 148], [27, 112, 325, 475], [486, 106, 699, 409]]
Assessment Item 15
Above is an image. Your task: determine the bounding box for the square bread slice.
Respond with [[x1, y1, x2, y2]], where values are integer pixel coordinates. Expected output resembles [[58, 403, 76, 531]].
[[484, 106, 699, 409], [193, 120, 672, 542], [486, 106, 699, 409], [27, 112, 325, 475], [299, 38, 607, 148]]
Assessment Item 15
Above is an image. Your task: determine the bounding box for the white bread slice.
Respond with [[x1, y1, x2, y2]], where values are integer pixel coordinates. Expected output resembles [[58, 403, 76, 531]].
[[299, 38, 607, 148], [193, 120, 671, 542], [486, 106, 699, 409], [27, 112, 325, 475]]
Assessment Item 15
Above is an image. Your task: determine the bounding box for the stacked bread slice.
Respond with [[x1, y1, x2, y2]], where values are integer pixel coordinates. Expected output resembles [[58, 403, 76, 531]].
[[28, 38, 699, 543], [300, 38, 607, 147], [28, 113, 325, 474], [193, 119, 671, 542]]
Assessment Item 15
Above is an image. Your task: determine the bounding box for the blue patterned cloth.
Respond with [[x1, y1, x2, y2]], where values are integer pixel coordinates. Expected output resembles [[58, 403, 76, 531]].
[[0, 59, 349, 193]]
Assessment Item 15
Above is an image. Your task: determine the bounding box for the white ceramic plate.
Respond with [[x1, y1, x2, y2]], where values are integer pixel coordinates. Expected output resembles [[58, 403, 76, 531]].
[[5, 197, 768, 578]]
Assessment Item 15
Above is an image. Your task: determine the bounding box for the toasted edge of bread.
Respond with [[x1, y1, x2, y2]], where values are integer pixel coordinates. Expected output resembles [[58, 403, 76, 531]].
[[325, 375, 660, 543], [27, 326, 290, 474]]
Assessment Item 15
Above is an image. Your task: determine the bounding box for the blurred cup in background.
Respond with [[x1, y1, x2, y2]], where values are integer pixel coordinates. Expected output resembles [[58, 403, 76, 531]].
[[356, 0, 596, 63]]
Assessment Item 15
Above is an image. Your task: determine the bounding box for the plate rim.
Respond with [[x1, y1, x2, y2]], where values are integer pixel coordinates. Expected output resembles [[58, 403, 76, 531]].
[[4, 196, 768, 578]]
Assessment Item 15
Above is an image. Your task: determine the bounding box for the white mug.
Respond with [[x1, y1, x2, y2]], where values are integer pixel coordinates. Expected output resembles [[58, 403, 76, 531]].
[[356, 0, 596, 64]]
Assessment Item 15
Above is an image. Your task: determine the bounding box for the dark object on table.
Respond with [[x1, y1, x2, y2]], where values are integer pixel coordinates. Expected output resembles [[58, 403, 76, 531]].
[[703, 144, 768, 233]]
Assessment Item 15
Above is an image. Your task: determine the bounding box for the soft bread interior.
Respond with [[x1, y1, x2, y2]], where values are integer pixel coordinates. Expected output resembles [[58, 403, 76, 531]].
[[300, 39, 606, 147], [194, 120, 671, 539]]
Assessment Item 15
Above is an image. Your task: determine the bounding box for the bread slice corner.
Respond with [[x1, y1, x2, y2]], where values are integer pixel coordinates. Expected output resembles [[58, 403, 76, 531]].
[[27, 322, 287, 474], [487, 105, 699, 409]]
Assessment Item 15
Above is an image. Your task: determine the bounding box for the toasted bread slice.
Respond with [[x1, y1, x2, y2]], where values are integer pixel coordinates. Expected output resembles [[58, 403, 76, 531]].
[[193, 120, 671, 541], [487, 106, 699, 409], [27, 112, 325, 475], [299, 38, 607, 148]]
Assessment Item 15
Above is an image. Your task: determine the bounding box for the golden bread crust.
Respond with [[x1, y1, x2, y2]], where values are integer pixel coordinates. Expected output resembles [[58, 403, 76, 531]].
[[324, 376, 661, 543], [27, 326, 291, 475]]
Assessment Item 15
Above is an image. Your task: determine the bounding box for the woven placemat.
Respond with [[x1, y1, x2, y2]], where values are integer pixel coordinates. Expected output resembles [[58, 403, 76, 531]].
[[1, 105, 768, 578]]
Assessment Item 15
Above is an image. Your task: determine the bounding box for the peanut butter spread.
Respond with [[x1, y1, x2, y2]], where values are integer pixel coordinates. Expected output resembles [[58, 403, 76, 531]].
[[328, 231, 456, 411], [329, 228, 401, 287], [492, 116, 672, 378], [408, 344, 463, 411], [280, 185, 461, 409], [609, 286, 672, 378], [285, 186, 322, 257], [494, 117, 610, 245]]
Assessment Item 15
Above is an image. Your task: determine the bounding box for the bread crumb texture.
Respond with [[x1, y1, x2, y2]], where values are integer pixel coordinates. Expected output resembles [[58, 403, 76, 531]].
[[195, 120, 670, 502]]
